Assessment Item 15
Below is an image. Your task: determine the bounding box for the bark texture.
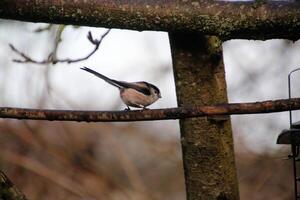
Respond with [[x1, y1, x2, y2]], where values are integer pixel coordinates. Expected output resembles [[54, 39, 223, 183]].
[[170, 33, 239, 199], [1, 0, 300, 40], [0, 98, 299, 122]]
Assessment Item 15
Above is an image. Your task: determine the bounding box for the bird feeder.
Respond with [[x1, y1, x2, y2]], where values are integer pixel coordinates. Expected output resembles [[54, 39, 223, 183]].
[[277, 68, 300, 199]]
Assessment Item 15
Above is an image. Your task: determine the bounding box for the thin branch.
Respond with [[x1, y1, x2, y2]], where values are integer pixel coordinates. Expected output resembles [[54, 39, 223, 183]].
[[51, 25, 66, 63], [0, 170, 27, 200], [0, 98, 299, 122], [34, 24, 53, 32], [9, 29, 111, 64], [1, 150, 88, 198]]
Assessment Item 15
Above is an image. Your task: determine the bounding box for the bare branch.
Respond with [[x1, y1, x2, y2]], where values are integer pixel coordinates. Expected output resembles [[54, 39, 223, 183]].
[[1, 151, 87, 198], [62, 29, 111, 63], [9, 29, 111, 65], [0, 98, 299, 122], [0, 170, 27, 200], [34, 24, 53, 32]]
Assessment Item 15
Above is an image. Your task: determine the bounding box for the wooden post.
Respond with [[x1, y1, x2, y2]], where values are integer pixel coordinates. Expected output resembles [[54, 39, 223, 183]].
[[169, 33, 239, 200]]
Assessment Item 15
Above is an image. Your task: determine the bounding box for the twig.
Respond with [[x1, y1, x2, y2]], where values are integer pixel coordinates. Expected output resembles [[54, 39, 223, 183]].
[[1, 150, 88, 198], [0, 170, 28, 200], [34, 24, 53, 32], [9, 29, 111, 64], [0, 97, 299, 122]]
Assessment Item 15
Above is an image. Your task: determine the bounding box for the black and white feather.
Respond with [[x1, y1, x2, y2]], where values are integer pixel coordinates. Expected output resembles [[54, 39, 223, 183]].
[[80, 67, 161, 109]]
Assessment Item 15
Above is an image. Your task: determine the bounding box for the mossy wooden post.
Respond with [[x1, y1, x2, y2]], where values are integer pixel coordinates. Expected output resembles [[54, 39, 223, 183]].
[[169, 33, 239, 200]]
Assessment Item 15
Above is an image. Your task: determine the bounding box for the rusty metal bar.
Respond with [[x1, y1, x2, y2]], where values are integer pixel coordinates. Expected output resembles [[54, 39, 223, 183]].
[[1, 0, 300, 40]]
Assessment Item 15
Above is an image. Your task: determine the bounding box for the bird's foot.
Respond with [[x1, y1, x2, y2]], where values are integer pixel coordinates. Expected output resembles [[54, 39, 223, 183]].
[[124, 107, 131, 111]]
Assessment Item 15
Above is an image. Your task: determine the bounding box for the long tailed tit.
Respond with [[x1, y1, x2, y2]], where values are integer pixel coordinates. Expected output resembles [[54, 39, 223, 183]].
[[81, 67, 161, 110]]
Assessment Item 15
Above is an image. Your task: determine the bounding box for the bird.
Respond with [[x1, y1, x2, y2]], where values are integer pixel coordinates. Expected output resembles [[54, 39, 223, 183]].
[[80, 67, 161, 110]]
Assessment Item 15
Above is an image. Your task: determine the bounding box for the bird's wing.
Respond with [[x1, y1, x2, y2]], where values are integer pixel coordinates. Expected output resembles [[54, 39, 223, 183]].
[[81, 67, 123, 89], [81, 67, 152, 95], [117, 81, 151, 96]]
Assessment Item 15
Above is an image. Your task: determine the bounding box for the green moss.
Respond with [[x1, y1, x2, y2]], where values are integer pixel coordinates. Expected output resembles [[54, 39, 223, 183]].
[[206, 36, 222, 54], [170, 33, 239, 200], [252, 0, 267, 9]]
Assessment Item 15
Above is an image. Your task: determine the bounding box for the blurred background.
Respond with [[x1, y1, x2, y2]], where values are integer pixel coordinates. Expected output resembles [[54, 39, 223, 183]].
[[0, 19, 300, 199]]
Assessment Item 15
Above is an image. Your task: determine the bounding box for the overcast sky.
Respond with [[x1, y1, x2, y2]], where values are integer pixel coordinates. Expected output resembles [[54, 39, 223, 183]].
[[1, 19, 300, 153]]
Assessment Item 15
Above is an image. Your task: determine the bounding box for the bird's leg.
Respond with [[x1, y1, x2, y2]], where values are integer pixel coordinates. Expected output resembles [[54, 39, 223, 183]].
[[142, 106, 149, 110], [124, 106, 131, 111]]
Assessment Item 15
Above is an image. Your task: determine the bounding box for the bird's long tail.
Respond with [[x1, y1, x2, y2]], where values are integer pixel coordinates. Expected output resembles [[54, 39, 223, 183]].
[[80, 67, 122, 89]]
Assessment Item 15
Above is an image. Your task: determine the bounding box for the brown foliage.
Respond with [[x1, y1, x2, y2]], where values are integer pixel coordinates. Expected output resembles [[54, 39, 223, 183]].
[[0, 119, 294, 200], [0, 120, 185, 200]]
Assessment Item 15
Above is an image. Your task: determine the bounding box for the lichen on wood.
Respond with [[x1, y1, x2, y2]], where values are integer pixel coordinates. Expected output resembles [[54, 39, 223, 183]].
[[1, 0, 300, 40], [170, 33, 239, 199]]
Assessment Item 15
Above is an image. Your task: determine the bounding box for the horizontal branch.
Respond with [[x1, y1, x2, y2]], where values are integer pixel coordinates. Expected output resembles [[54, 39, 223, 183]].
[[0, 0, 300, 40], [0, 98, 299, 122]]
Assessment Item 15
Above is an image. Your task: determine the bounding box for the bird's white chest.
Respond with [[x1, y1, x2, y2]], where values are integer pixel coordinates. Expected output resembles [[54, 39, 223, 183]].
[[120, 88, 155, 108]]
